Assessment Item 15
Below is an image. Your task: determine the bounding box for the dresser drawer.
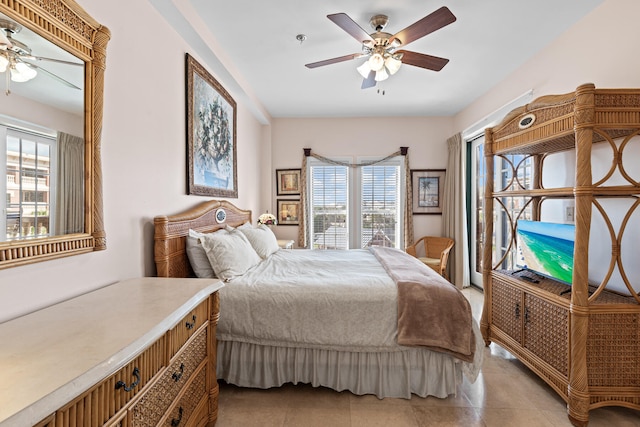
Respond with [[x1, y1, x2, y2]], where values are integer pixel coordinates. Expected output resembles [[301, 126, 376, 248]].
[[163, 363, 208, 427], [168, 299, 209, 358], [130, 327, 208, 426], [54, 336, 165, 426]]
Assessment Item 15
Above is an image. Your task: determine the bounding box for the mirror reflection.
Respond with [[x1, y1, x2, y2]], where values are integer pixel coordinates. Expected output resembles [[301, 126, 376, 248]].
[[0, 12, 85, 242]]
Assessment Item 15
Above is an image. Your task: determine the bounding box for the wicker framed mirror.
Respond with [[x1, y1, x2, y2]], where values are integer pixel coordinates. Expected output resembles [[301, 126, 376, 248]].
[[0, 0, 109, 269]]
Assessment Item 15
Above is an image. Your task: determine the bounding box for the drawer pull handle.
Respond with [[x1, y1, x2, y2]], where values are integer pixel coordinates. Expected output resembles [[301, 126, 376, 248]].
[[172, 363, 185, 382], [515, 303, 520, 319], [115, 367, 140, 392], [185, 315, 196, 330], [171, 407, 183, 427], [525, 306, 530, 324]]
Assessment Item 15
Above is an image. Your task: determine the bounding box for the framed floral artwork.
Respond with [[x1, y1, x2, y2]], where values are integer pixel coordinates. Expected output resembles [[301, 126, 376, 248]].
[[276, 169, 301, 196], [277, 199, 301, 226], [186, 53, 238, 197], [411, 169, 446, 214]]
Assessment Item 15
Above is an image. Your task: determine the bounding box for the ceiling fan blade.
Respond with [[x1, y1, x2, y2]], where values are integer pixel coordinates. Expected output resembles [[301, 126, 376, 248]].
[[390, 6, 456, 47], [24, 55, 83, 66], [327, 13, 374, 45], [23, 61, 82, 89], [361, 70, 376, 89], [305, 53, 364, 69], [397, 50, 449, 72]]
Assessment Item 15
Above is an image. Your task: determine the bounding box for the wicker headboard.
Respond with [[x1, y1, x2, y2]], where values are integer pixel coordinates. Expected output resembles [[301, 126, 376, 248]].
[[154, 200, 252, 277]]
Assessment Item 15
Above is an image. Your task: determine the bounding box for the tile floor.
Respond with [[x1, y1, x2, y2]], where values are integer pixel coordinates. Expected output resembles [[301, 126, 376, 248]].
[[215, 287, 640, 426]]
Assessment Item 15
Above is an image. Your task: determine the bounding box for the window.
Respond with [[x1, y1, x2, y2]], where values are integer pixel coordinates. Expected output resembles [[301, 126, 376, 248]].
[[2, 126, 56, 240], [308, 157, 403, 249], [359, 164, 401, 248], [309, 163, 349, 249], [469, 135, 485, 287]]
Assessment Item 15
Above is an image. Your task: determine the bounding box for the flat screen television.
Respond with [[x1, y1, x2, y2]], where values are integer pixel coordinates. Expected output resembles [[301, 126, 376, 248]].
[[516, 220, 575, 284]]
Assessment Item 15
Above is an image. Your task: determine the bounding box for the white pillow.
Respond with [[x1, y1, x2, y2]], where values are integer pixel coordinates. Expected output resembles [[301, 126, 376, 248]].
[[237, 223, 280, 259], [186, 229, 226, 278], [199, 228, 261, 281]]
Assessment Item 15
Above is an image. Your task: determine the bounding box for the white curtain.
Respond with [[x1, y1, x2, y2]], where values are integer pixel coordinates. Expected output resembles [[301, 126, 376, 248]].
[[56, 132, 84, 234], [442, 133, 470, 289]]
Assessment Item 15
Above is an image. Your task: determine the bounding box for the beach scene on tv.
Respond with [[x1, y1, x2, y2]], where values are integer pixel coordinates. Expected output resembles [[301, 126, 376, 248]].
[[516, 220, 575, 284]]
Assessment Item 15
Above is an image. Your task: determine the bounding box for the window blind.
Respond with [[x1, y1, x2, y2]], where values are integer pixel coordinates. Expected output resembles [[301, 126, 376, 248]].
[[360, 164, 400, 248], [310, 164, 349, 249]]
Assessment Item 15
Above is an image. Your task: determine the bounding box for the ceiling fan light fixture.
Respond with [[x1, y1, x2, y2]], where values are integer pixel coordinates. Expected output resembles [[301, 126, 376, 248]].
[[374, 67, 388, 82], [389, 38, 402, 49], [0, 55, 8, 72], [368, 53, 384, 71], [10, 62, 37, 82], [356, 60, 372, 79], [384, 56, 402, 75]]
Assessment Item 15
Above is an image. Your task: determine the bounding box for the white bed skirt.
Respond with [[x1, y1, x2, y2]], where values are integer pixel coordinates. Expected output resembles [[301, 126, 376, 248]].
[[217, 338, 479, 399]]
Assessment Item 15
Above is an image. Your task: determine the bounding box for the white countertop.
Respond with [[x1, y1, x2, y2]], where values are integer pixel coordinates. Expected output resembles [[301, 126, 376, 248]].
[[0, 277, 223, 427]]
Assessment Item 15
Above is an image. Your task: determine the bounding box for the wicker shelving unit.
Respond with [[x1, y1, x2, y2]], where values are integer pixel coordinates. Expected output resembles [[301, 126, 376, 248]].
[[480, 83, 640, 426]]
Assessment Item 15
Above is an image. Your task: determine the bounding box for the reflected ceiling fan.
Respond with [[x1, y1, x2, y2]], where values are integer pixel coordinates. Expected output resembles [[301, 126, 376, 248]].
[[305, 6, 456, 89], [0, 18, 82, 94]]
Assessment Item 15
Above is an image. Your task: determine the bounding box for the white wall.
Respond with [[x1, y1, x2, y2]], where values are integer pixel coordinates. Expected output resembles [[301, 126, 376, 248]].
[[1, 94, 83, 136], [0, 0, 265, 323], [270, 117, 453, 244], [454, 0, 640, 132]]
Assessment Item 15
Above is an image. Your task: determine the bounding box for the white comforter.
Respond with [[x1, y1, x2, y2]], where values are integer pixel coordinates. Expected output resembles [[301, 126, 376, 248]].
[[217, 249, 401, 352]]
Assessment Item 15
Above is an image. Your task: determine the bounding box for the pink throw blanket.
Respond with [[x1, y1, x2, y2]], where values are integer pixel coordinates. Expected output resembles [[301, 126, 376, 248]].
[[370, 246, 475, 363]]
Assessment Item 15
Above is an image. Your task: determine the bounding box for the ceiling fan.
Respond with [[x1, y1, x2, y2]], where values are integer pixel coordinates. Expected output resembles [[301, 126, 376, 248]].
[[305, 6, 456, 89], [0, 18, 82, 94]]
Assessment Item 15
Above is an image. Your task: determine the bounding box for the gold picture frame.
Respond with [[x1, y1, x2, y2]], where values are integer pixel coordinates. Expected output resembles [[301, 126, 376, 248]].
[[276, 169, 301, 196], [277, 199, 301, 225], [186, 53, 238, 198], [411, 169, 446, 215]]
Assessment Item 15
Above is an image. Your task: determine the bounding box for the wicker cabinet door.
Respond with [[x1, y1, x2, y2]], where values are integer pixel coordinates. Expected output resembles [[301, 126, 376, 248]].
[[523, 293, 569, 377], [491, 278, 523, 343]]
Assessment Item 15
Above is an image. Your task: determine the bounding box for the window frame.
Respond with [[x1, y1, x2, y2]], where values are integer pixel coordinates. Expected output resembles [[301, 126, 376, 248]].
[[353, 157, 404, 249], [1, 124, 57, 240], [306, 156, 405, 249]]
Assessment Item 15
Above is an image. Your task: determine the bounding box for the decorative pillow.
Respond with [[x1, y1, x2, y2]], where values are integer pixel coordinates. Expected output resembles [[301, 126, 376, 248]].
[[199, 228, 261, 281], [186, 229, 226, 278], [237, 223, 280, 259]]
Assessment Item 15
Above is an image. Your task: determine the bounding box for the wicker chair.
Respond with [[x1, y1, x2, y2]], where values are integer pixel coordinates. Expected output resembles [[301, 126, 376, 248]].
[[405, 236, 455, 280]]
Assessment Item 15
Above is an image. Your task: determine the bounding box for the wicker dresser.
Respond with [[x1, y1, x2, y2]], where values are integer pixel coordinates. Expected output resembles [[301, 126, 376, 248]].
[[480, 83, 640, 426], [0, 277, 223, 427]]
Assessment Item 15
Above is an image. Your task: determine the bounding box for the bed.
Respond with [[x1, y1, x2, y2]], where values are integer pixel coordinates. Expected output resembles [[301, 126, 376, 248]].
[[154, 200, 482, 399]]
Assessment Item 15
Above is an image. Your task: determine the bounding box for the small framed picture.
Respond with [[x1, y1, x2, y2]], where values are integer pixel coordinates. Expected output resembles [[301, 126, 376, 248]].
[[276, 169, 301, 196], [411, 169, 446, 215], [277, 199, 301, 225]]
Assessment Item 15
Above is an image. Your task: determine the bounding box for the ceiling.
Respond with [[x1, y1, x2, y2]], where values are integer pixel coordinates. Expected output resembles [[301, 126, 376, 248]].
[[180, 0, 603, 119]]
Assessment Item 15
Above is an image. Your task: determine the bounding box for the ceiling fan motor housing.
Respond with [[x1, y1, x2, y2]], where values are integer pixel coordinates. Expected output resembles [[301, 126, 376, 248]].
[[0, 18, 21, 35], [369, 14, 389, 32]]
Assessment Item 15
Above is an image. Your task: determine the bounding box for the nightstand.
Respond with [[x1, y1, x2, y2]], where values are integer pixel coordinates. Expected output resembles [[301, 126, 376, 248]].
[[277, 239, 294, 249]]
